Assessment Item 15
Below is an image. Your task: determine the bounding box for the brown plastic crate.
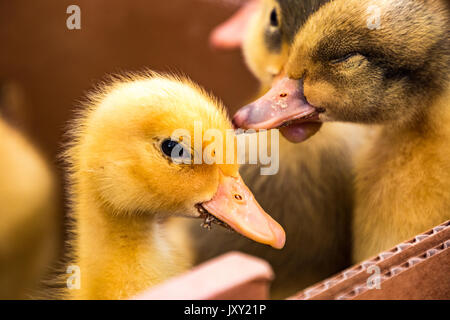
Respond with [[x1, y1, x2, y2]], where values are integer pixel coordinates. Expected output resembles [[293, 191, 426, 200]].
[[135, 220, 449, 300]]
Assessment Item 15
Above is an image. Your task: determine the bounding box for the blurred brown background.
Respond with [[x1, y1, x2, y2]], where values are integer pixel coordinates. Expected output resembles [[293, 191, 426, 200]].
[[0, 0, 257, 216]]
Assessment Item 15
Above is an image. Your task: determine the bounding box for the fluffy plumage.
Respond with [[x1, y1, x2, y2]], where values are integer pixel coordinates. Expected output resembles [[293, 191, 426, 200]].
[[62, 72, 241, 299], [192, 0, 368, 298], [283, 0, 450, 261], [0, 115, 58, 299], [243, 0, 331, 84]]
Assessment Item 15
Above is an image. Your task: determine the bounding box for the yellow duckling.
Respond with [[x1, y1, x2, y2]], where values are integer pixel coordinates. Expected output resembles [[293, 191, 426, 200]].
[[235, 0, 450, 262], [0, 82, 58, 299], [62, 72, 285, 300]]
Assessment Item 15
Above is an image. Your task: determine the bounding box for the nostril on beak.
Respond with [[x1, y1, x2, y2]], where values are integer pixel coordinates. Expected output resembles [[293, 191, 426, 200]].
[[234, 194, 243, 201], [280, 93, 287, 98]]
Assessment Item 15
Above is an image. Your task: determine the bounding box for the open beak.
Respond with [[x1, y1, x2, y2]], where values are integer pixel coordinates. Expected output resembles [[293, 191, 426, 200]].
[[209, 0, 259, 50], [200, 170, 285, 249], [233, 77, 323, 143]]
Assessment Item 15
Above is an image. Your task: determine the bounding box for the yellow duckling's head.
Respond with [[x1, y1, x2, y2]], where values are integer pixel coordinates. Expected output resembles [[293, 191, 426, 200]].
[[242, 0, 290, 86], [210, 0, 328, 86], [66, 72, 285, 249]]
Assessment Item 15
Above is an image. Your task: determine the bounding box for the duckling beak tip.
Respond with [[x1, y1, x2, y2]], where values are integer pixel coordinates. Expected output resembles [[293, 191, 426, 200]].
[[202, 171, 286, 249], [232, 77, 321, 142]]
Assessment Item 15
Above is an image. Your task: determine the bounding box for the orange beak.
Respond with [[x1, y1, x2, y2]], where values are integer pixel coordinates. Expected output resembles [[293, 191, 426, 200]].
[[201, 170, 286, 249], [232, 77, 323, 143]]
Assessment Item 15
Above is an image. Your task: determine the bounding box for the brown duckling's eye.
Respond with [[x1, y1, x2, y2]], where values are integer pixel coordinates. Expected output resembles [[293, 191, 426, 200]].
[[161, 139, 191, 162], [270, 8, 279, 27], [331, 53, 361, 64]]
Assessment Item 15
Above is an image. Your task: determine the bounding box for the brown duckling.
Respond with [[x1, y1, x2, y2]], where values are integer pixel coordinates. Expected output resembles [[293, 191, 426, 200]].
[[234, 0, 450, 262]]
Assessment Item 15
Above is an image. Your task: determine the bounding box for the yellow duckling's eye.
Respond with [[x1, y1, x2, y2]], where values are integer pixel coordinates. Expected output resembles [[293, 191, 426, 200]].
[[160, 139, 191, 163], [270, 8, 279, 28]]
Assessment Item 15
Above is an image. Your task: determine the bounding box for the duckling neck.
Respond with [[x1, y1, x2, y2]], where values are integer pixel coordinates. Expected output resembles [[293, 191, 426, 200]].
[[71, 193, 182, 299], [353, 86, 450, 261], [384, 85, 450, 142]]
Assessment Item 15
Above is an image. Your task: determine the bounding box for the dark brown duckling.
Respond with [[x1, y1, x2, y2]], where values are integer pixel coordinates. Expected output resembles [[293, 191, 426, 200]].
[[235, 0, 450, 263]]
